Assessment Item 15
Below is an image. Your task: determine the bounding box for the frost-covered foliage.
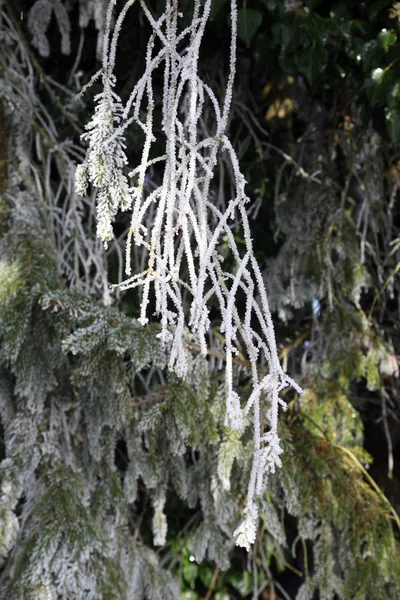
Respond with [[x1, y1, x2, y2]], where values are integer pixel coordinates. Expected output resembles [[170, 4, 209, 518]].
[[26, 0, 109, 60], [1, 1, 400, 599], [1, 212, 399, 597], [0, 6, 124, 304], [76, 0, 301, 548], [28, 0, 71, 57]]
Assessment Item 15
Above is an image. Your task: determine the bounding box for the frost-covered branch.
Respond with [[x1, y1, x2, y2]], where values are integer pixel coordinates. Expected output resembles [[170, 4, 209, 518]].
[[75, 0, 302, 550]]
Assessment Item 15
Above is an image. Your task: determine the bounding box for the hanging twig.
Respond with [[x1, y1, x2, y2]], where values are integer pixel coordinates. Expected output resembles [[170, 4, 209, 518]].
[[204, 567, 220, 600], [381, 388, 394, 480]]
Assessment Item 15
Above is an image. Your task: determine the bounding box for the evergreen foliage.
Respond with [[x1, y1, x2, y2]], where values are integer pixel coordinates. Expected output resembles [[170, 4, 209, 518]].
[[1, 1, 400, 598]]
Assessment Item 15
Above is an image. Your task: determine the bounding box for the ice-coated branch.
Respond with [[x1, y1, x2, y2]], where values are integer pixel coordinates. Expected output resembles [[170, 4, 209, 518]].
[[75, 0, 302, 550]]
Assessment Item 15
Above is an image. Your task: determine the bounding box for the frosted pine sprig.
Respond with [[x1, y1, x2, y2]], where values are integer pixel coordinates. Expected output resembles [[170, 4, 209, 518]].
[[75, 75, 132, 246], [75, 0, 303, 551], [233, 511, 257, 552]]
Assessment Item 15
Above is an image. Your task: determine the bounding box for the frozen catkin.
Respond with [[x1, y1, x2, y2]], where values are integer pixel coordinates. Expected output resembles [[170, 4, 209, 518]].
[[75, 0, 302, 550]]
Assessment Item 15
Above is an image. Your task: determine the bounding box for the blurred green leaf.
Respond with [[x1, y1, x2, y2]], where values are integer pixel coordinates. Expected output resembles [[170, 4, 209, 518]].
[[198, 564, 214, 588], [259, 0, 277, 9], [365, 66, 395, 105], [385, 108, 400, 142], [369, 0, 394, 20], [362, 40, 385, 71], [261, 0, 278, 10], [378, 28, 397, 51], [237, 9, 262, 48], [295, 44, 328, 84], [388, 81, 400, 107], [227, 571, 253, 597], [253, 31, 272, 62], [271, 22, 299, 53], [278, 54, 297, 74], [182, 561, 198, 589], [210, 0, 227, 20], [329, 3, 352, 36], [181, 592, 198, 600]]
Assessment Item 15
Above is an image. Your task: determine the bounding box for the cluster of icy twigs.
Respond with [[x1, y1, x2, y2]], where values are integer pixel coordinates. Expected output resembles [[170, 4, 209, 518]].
[[75, 0, 302, 550]]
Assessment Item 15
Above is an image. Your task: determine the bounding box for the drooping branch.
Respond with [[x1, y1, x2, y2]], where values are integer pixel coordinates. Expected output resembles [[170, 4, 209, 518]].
[[75, 0, 302, 550]]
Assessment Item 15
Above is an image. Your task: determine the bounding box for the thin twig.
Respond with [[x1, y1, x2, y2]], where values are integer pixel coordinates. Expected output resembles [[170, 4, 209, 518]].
[[368, 262, 400, 320], [381, 388, 394, 480], [337, 444, 400, 531], [204, 567, 220, 600], [132, 491, 148, 541], [68, 28, 85, 86]]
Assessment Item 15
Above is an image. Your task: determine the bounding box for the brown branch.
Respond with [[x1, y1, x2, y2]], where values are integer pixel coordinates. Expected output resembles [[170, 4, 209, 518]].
[[204, 567, 220, 600], [132, 391, 167, 407], [185, 341, 251, 368]]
